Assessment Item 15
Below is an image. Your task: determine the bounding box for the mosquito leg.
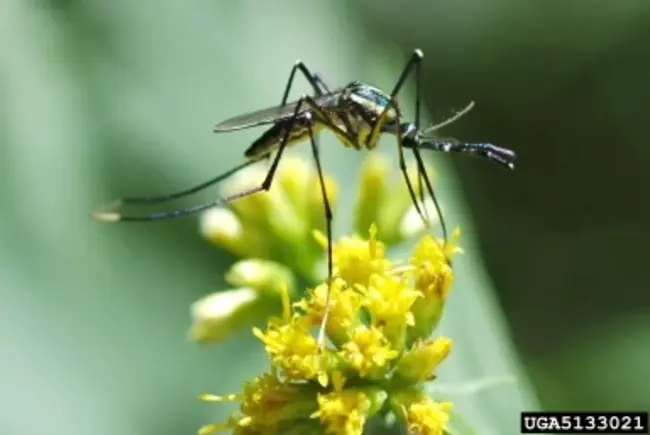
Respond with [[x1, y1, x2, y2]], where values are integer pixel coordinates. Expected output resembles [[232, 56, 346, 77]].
[[93, 98, 312, 223], [407, 48, 448, 244], [313, 72, 332, 94], [91, 62, 325, 218], [281, 63, 356, 144], [90, 159, 262, 220], [411, 101, 479, 222], [410, 48, 431, 223], [417, 167, 429, 222], [92, 66, 334, 223], [91, 62, 327, 218], [279, 64, 335, 165], [281, 61, 327, 106], [287, 96, 388, 347], [283, 63, 358, 151], [91, 154, 283, 223], [405, 47, 440, 234], [366, 49, 423, 148], [394, 108, 429, 233], [368, 48, 448, 243], [411, 144, 448, 244], [311, 73, 335, 152], [359, 49, 440, 237], [304, 119, 334, 348]]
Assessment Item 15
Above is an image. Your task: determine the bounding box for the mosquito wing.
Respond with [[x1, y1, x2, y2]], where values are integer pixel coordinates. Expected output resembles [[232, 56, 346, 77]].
[[213, 92, 343, 132]]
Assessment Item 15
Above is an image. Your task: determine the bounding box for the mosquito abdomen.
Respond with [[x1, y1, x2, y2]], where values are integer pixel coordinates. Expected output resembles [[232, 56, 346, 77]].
[[244, 119, 325, 159]]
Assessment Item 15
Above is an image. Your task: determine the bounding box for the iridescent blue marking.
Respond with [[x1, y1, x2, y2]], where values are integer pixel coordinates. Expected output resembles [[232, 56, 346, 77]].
[[351, 83, 391, 110]]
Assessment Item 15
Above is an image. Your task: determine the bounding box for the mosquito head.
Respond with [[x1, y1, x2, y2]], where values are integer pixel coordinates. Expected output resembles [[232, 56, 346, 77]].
[[395, 122, 419, 145]]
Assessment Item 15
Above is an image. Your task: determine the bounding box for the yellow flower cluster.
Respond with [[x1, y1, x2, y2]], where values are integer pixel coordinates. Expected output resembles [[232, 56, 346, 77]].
[[199, 223, 462, 435], [192, 153, 441, 346]]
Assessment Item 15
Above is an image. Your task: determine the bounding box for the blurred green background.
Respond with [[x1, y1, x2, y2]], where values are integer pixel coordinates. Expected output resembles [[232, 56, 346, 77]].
[[2, 1, 649, 434]]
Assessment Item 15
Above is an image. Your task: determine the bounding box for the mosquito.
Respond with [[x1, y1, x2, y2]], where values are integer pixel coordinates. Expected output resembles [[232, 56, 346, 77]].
[[91, 49, 517, 346]]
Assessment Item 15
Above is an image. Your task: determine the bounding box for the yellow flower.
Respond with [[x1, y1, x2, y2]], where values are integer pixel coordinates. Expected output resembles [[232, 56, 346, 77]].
[[239, 373, 313, 427], [252, 283, 332, 386], [407, 227, 462, 341], [199, 372, 316, 434], [314, 390, 368, 434], [360, 273, 422, 328], [339, 325, 399, 378], [253, 318, 326, 385], [403, 397, 453, 435], [311, 372, 386, 435], [294, 278, 363, 344], [410, 227, 461, 301], [313, 223, 392, 288]]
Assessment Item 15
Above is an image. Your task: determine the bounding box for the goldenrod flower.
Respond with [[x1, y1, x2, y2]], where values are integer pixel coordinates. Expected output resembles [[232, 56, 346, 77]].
[[388, 389, 453, 435], [201, 223, 457, 434], [411, 228, 462, 301], [311, 372, 387, 435], [199, 372, 317, 434], [314, 387, 371, 435], [313, 223, 392, 288], [360, 274, 421, 328], [195, 154, 462, 434], [403, 397, 453, 435], [252, 283, 333, 387], [409, 227, 462, 342], [350, 272, 421, 351], [294, 278, 363, 345], [253, 318, 322, 383], [339, 325, 399, 379]]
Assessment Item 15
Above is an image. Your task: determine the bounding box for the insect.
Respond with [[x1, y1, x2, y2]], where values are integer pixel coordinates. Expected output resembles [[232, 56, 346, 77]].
[[91, 49, 516, 345]]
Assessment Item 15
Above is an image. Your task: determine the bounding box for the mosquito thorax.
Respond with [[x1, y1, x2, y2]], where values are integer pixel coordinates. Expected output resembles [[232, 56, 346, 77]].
[[347, 82, 392, 114]]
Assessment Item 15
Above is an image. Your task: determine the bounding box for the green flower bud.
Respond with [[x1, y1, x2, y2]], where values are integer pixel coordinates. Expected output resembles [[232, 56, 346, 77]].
[[394, 337, 452, 384], [189, 287, 260, 343], [225, 258, 296, 298]]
